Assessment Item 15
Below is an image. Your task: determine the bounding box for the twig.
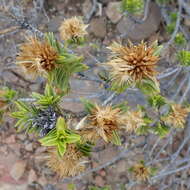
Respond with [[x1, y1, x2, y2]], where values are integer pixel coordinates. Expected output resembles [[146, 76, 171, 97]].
[[151, 163, 190, 180], [162, 0, 183, 52], [179, 76, 190, 103], [123, 0, 150, 24], [157, 67, 180, 80], [172, 74, 188, 100], [102, 92, 117, 106], [85, 0, 97, 22]]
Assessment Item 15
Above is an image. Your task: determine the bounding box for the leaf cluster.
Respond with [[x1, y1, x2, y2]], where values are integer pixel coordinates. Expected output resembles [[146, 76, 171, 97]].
[[39, 117, 81, 156], [45, 33, 88, 93]]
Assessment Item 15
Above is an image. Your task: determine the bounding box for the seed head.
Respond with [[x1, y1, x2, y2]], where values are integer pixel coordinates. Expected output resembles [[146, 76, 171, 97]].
[[164, 104, 189, 128], [88, 104, 122, 142], [16, 36, 58, 76], [121, 110, 145, 133], [47, 144, 85, 177], [106, 41, 159, 86], [59, 17, 88, 41], [132, 163, 150, 181]]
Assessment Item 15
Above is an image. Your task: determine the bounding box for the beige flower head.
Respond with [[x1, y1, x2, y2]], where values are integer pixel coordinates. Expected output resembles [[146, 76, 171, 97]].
[[164, 104, 189, 128], [16, 36, 58, 76], [46, 144, 85, 177], [122, 110, 145, 133], [88, 104, 122, 142], [132, 162, 150, 181], [106, 41, 159, 86], [59, 17, 88, 41]]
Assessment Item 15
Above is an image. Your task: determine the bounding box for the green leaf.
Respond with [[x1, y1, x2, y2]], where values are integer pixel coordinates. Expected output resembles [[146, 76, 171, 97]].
[[151, 123, 170, 138], [111, 131, 121, 145], [77, 142, 93, 156], [137, 78, 160, 96], [112, 102, 128, 113], [65, 133, 81, 143], [56, 117, 67, 136], [121, 0, 144, 15], [110, 80, 130, 93], [136, 125, 150, 135], [177, 50, 190, 66], [57, 141, 67, 156], [81, 98, 96, 113], [148, 94, 166, 108]]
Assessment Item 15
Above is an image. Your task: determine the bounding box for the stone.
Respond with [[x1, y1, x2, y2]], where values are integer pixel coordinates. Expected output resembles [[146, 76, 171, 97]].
[[10, 160, 27, 181], [0, 183, 27, 190], [25, 143, 33, 152], [106, 2, 122, 24], [5, 135, 16, 144], [82, 0, 93, 17], [47, 16, 64, 33], [28, 169, 37, 184], [117, 2, 161, 41], [116, 160, 126, 173], [94, 175, 105, 187], [89, 17, 107, 38]]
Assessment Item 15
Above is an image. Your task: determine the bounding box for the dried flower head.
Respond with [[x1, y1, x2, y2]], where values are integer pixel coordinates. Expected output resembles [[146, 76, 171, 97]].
[[88, 105, 122, 142], [79, 128, 100, 143], [47, 144, 85, 177], [106, 41, 159, 86], [16, 36, 58, 76], [164, 104, 189, 128], [122, 110, 145, 133], [132, 163, 150, 181], [59, 17, 88, 41]]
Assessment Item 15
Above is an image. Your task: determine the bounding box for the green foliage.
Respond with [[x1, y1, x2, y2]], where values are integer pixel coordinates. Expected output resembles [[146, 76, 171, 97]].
[[121, 0, 144, 15], [0, 87, 17, 102], [166, 13, 178, 34], [110, 80, 130, 94], [177, 50, 190, 66], [81, 98, 96, 113], [149, 167, 158, 176], [39, 117, 81, 156], [169, 12, 178, 22], [166, 23, 175, 34], [148, 94, 166, 109], [151, 123, 170, 138], [67, 184, 76, 190], [31, 84, 61, 107], [12, 85, 61, 134], [77, 142, 93, 156], [45, 32, 88, 93], [12, 101, 40, 132], [111, 130, 121, 145], [137, 79, 160, 96], [112, 101, 128, 113], [174, 33, 186, 46]]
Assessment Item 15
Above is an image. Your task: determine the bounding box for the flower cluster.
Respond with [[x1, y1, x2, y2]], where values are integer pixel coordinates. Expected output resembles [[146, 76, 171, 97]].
[[106, 41, 160, 93], [164, 104, 189, 129]]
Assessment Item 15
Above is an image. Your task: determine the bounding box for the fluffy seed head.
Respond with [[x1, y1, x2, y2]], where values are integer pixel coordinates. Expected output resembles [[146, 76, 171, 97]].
[[132, 163, 150, 181], [16, 36, 58, 76], [59, 17, 88, 41], [88, 105, 122, 142], [106, 41, 159, 86], [164, 104, 189, 128], [121, 110, 145, 133], [46, 144, 85, 177]]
